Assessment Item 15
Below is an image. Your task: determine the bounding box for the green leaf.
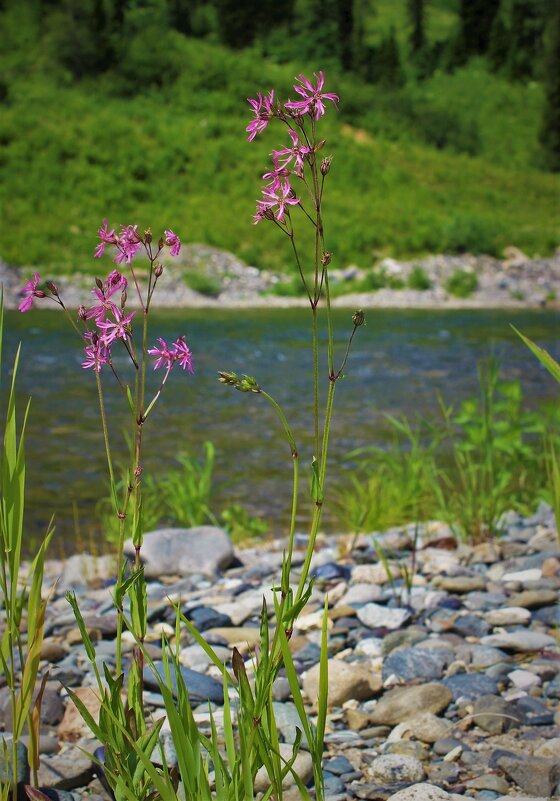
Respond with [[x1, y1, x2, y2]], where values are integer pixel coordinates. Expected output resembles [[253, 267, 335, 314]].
[[310, 457, 324, 503], [512, 326, 560, 384]]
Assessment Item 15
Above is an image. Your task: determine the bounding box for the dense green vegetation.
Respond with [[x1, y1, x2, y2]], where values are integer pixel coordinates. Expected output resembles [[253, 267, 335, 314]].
[[0, 0, 557, 274]]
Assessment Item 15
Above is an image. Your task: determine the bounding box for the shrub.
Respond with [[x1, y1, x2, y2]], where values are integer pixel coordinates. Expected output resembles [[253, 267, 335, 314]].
[[407, 266, 432, 290], [183, 269, 222, 297], [446, 268, 478, 297]]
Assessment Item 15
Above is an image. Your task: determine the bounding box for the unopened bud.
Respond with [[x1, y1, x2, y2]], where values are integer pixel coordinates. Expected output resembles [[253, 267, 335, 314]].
[[263, 208, 276, 222], [46, 280, 59, 296], [134, 465, 143, 478], [321, 252, 332, 267], [158, 237, 165, 250], [95, 277, 103, 290], [316, 139, 326, 151], [321, 156, 333, 176], [155, 264, 163, 278], [121, 289, 127, 308], [352, 309, 365, 327], [144, 229, 152, 244], [34, 290, 47, 298], [218, 370, 239, 386], [78, 305, 87, 320]]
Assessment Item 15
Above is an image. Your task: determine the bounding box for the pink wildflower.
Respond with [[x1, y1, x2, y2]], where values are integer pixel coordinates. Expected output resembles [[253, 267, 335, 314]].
[[246, 90, 275, 142], [104, 269, 128, 297], [285, 71, 339, 120], [148, 336, 194, 373], [164, 230, 181, 257], [18, 273, 46, 313], [272, 129, 311, 177], [86, 286, 119, 322], [262, 158, 292, 191], [96, 309, 135, 346], [94, 219, 118, 259], [82, 332, 108, 372], [114, 225, 142, 265], [171, 336, 193, 372], [258, 179, 300, 223], [148, 338, 173, 371]]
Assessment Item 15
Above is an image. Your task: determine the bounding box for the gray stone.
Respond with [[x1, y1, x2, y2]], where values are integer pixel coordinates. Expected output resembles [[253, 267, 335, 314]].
[[370, 755, 425, 784], [442, 672, 498, 701], [472, 694, 521, 734], [481, 631, 557, 652], [497, 754, 560, 797], [125, 526, 234, 578], [254, 743, 313, 792], [271, 701, 307, 745], [303, 659, 381, 707], [382, 647, 452, 682], [143, 662, 224, 705], [383, 784, 465, 801], [37, 750, 94, 791]]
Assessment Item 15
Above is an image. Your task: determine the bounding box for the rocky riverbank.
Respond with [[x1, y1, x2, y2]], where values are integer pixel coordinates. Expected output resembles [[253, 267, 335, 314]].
[[3, 246, 560, 310], [2, 504, 559, 800]]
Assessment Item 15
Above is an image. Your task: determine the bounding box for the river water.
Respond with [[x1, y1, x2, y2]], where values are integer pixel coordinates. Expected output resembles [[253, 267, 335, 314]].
[[5, 307, 559, 554]]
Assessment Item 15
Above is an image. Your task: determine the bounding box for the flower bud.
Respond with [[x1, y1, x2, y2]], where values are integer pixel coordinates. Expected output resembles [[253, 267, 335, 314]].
[[321, 252, 332, 267], [78, 305, 87, 320], [352, 309, 365, 327], [316, 139, 326, 151], [95, 277, 103, 290], [144, 229, 152, 244], [155, 264, 163, 278], [321, 156, 333, 176], [134, 465, 143, 479], [46, 280, 59, 296], [218, 370, 239, 386], [263, 208, 276, 222], [121, 289, 127, 308], [34, 290, 47, 298], [158, 237, 165, 250]]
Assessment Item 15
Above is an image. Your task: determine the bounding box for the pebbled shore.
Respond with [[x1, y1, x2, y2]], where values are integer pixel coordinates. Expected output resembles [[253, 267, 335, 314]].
[[3, 245, 560, 311], [1, 505, 559, 800]]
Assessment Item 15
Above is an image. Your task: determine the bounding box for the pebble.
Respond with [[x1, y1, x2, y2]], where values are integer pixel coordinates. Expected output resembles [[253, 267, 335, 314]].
[[19, 508, 559, 800]]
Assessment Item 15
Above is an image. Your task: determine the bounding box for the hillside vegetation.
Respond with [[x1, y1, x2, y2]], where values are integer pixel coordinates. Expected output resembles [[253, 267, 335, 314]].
[[0, 0, 558, 274]]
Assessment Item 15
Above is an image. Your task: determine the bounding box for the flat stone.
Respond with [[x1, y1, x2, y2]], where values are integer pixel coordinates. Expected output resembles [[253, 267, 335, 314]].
[[339, 583, 383, 606], [484, 606, 532, 626], [382, 647, 451, 682], [465, 774, 510, 793], [369, 684, 453, 726], [37, 749, 94, 791], [143, 662, 224, 705], [506, 589, 558, 608], [436, 576, 486, 593], [40, 639, 67, 662], [60, 553, 116, 587], [481, 631, 557, 652], [442, 672, 498, 701], [303, 659, 381, 707], [501, 567, 542, 583], [271, 701, 306, 745], [124, 526, 234, 578], [369, 754, 425, 784], [508, 668, 541, 690], [357, 603, 411, 631], [203, 626, 262, 647], [392, 712, 450, 744], [186, 606, 233, 631]]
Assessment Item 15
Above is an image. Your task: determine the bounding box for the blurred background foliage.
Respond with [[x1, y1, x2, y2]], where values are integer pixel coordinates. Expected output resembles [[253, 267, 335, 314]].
[[0, 0, 558, 272]]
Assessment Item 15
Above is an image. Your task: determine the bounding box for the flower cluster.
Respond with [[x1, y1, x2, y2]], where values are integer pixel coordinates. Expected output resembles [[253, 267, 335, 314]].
[[94, 221, 181, 264], [246, 71, 338, 225], [18, 273, 46, 312], [81, 269, 135, 371], [148, 336, 193, 374]]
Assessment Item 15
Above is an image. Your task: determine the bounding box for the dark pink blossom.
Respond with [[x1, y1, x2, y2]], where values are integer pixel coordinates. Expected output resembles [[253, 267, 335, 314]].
[[18, 273, 46, 313], [256, 179, 300, 223], [148, 338, 173, 371], [96, 309, 136, 346], [285, 71, 338, 120], [164, 230, 181, 257], [171, 336, 193, 372], [104, 269, 128, 297], [114, 225, 142, 265], [262, 159, 292, 191], [272, 129, 311, 177], [148, 336, 193, 373], [94, 219, 118, 259], [86, 286, 119, 322], [82, 332, 108, 372], [246, 90, 275, 142]]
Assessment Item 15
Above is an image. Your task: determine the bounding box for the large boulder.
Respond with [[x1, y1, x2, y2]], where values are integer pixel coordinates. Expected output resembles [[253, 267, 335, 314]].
[[124, 526, 234, 578]]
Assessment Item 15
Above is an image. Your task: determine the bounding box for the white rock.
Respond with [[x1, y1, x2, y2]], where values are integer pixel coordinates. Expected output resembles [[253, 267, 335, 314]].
[[352, 563, 397, 585], [355, 637, 384, 658], [385, 782, 465, 801], [357, 603, 411, 630], [507, 669, 541, 690], [254, 743, 313, 792], [124, 526, 234, 578], [369, 754, 425, 784], [338, 583, 383, 606], [501, 568, 542, 583]]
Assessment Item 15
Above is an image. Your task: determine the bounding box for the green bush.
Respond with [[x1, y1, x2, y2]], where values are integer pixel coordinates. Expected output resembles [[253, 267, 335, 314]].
[[445, 268, 478, 297], [183, 270, 222, 297], [407, 266, 432, 290]]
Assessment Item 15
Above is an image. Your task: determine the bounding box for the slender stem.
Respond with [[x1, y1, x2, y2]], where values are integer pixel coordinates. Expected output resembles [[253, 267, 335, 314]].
[[334, 323, 359, 381]]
